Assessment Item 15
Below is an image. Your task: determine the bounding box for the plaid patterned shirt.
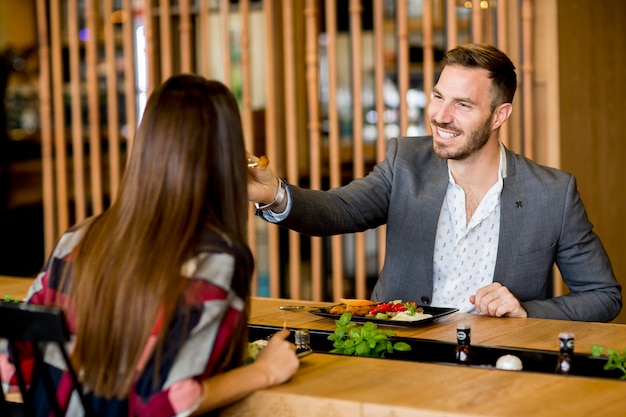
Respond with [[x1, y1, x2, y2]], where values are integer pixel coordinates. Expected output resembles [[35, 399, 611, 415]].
[[1, 220, 253, 416]]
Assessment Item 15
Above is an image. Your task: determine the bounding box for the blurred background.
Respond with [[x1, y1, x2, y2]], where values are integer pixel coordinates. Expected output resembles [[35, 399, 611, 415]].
[[1, 0, 625, 322]]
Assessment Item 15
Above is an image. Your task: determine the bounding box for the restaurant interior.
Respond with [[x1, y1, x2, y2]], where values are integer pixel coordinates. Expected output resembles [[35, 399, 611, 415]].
[[1, 0, 626, 415]]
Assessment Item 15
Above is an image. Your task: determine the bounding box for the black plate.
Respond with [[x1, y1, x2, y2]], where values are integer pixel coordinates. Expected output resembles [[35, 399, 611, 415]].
[[309, 305, 458, 327]]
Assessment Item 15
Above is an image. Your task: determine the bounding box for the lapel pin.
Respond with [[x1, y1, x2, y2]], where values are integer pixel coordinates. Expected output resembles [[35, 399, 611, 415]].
[[515, 201, 523, 208]]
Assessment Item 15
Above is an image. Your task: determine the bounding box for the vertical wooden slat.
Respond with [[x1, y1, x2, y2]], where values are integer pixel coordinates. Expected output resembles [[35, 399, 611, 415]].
[[198, 0, 211, 77], [68, 0, 87, 222], [349, 0, 366, 299], [36, 0, 55, 254], [179, 0, 192, 73], [446, 0, 458, 49], [160, 0, 173, 79], [85, 0, 103, 215], [521, 0, 533, 158], [282, 0, 301, 299], [220, 0, 231, 86], [304, 0, 323, 301], [50, 0, 69, 233], [397, 0, 409, 135], [145, 0, 157, 93], [496, 0, 508, 49], [239, 0, 253, 169], [471, 0, 483, 43], [239, 0, 258, 293], [373, 0, 386, 277], [263, 0, 281, 298], [422, 0, 434, 136], [122, 0, 137, 157], [104, 0, 121, 200], [325, 0, 344, 301], [497, 0, 509, 147]]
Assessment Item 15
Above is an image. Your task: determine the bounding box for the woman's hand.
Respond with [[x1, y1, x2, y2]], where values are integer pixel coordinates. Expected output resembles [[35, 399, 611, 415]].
[[252, 329, 299, 386]]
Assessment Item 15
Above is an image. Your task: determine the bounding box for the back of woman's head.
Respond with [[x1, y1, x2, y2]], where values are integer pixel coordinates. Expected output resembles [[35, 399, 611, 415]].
[[123, 74, 248, 242], [69, 75, 250, 399]]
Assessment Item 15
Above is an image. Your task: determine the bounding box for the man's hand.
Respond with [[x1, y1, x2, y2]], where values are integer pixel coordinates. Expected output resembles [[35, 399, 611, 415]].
[[247, 153, 280, 204], [469, 282, 528, 318]]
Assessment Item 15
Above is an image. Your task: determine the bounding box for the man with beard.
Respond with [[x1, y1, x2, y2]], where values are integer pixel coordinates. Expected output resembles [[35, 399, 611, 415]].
[[247, 43, 621, 322]]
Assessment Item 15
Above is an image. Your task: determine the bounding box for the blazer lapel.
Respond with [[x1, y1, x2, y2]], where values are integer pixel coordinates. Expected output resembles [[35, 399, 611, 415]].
[[494, 151, 526, 284], [418, 161, 449, 290]]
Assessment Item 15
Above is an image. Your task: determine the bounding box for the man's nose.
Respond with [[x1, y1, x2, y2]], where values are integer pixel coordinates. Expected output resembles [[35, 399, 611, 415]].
[[429, 102, 453, 124]]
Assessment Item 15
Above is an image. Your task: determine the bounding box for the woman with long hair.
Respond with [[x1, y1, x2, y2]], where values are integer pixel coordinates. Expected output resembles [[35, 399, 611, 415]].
[[1, 74, 299, 416]]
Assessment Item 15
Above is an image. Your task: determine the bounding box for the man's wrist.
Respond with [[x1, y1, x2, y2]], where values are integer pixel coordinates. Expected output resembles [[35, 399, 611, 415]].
[[254, 178, 286, 211]]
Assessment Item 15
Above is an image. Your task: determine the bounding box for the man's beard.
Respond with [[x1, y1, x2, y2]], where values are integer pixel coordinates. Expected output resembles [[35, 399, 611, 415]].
[[431, 114, 493, 160]]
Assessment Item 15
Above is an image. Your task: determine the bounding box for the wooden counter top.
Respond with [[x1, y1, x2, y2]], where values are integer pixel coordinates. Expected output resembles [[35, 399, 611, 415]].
[[227, 296, 626, 417], [222, 351, 626, 417], [0, 275, 33, 300], [249, 297, 626, 354], [3, 280, 625, 415]]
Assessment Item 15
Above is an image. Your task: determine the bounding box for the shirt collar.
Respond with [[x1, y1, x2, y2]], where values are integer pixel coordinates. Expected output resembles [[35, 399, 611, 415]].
[[448, 140, 507, 185]]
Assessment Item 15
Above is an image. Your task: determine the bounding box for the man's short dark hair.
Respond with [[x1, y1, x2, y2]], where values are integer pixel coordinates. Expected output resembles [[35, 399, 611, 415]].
[[442, 43, 517, 109]]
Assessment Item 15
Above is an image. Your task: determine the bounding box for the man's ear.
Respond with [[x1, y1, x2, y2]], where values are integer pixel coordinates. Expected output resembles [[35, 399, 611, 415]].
[[492, 103, 513, 130]]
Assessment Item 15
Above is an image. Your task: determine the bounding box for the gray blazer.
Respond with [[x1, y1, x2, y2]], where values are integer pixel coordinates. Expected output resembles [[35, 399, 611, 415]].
[[278, 136, 622, 322]]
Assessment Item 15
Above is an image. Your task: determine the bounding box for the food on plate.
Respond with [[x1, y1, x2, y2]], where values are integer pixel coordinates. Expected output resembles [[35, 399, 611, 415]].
[[329, 304, 371, 316], [339, 298, 380, 306], [330, 300, 430, 321], [246, 339, 269, 363], [391, 311, 433, 321]]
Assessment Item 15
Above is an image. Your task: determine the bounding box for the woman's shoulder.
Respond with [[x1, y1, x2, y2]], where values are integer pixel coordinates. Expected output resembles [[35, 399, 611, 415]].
[[184, 229, 253, 279], [49, 217, 98, 259]]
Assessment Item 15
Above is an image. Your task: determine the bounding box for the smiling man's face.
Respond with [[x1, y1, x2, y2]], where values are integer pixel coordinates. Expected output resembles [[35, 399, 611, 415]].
[[427, 65, 499, 161]]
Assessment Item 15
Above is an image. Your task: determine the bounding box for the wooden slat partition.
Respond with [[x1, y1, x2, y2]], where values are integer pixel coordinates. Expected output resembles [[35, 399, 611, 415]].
[[68, 0, 87, 221], [122, 0, 137, 158], [145, 0, 157, 93], [104, 0, 121, 201], [159, 0, 173, 80], [446, 0, 458, 49], [34, 0, 528, 303], [349, 0, 366, 299], [304, 0, 323, 301], [422, 0, 434, 135], [198, 0, 211, 78], [496, 0, 509, 147], [85, 0, 104, 215], [472, 0, 483, 43], [397, 0, 409, 135], [282, 0, 302, 300], [50, 0, 69, 236], [238, 0, 259, 294], [521, 0, 534, 158], [324, 0, 344, 300], [36, 0, 55, 253], [219, 0, 231, 86], [262, 0, 282, 298], [179, 0, 192, 73], [373, 0, 386, 281]]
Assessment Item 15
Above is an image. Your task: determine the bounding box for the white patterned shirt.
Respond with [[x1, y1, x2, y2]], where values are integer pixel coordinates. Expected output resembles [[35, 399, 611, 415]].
[[431, 142, 506, 313]]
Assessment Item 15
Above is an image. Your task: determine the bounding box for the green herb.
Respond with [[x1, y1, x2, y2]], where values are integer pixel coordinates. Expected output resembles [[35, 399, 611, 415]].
[[327, 312, 412, 358], [591, 344, 626, 380], [2, 295, 21, 303]]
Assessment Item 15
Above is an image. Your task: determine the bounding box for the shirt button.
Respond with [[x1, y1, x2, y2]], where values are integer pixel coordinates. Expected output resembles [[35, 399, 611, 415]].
[[420, 296, 430, 305]]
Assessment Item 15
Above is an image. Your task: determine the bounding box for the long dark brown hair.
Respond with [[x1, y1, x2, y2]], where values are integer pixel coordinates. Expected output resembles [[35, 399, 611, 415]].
[[66, 75, 251, 398]]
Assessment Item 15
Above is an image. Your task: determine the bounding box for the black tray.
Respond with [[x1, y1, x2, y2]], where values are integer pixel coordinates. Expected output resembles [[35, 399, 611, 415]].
[[309, 305, 459, 327]]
